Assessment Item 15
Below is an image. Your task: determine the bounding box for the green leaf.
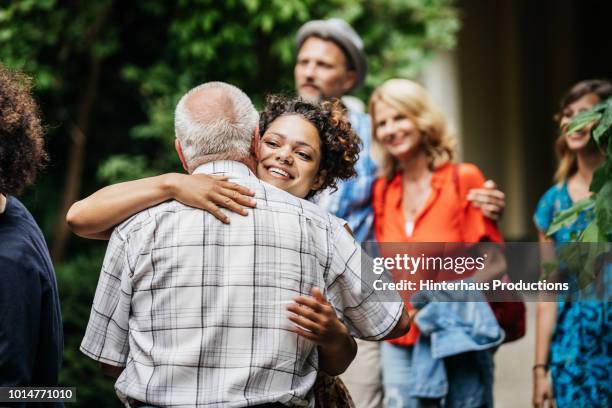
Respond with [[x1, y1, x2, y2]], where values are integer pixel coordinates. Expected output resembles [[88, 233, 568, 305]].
[[589, 161, 611, 194], [547, 196, 595, 236], [592, 99, 612, 145], [557, 238, 608, 290], [580, 220, 605, 242], [260, 13, 274, 32], [582, 246, 608, 289], [557, 242, 583, 274], [541, 261, 558, 279], [594, 181, 612, 237], [566, 111, 601, 135], [242, 0, 259, 12]]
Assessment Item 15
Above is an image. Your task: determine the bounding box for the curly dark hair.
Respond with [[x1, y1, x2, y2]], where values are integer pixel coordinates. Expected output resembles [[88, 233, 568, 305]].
[[259, 95, 360, 197], [0, 65, 47, 196]]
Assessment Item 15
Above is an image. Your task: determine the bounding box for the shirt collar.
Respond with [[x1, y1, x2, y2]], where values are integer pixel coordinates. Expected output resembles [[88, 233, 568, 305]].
[[192, 160, 256, 178]]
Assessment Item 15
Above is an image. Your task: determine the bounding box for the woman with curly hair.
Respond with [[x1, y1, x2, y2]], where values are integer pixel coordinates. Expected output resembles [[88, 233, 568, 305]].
[[67, 94, 362, 403], [0, 65, 62, 389], [0, 67, 47, 197]]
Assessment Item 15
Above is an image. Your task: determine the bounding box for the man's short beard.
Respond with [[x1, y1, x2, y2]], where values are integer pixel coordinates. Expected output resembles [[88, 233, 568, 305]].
[[297, 82, 324, 102]]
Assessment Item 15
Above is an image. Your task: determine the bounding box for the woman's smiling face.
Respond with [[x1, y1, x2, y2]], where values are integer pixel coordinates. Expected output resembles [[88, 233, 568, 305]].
[[256, 114, 325, 199], [374, 100, 423, 160]]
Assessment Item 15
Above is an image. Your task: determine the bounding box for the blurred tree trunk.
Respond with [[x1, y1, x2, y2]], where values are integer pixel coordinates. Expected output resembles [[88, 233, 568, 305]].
[[51, 4, 112, 263]]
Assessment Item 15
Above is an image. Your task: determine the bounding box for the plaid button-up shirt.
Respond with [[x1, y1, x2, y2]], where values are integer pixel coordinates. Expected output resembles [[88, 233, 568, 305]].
[[81, 161, 402, 407]]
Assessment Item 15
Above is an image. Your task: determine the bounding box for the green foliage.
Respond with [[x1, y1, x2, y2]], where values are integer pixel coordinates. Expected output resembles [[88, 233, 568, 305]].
[[566, 111, 601, 136], [540, 261, 558, 279], [547, 196, 595, 236], [594, 181, 612, 235], [97, 0, 462, 179], [97, 155, 157, 184], [593, 98, 612, 144], [1, 0, 461, 194], [590, 158, 611, 193], [55, 249, 120, 407], [548, 97, 612, 288], [556, 240, 609, 289], [551, 97, 612, 235]]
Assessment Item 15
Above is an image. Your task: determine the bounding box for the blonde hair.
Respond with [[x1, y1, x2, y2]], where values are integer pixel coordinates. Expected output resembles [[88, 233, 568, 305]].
[[368, 79, 455, 179], [552, 79, 612, 183]]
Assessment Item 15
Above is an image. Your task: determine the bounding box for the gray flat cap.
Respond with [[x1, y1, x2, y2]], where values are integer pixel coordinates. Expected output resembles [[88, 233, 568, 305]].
[[296, 18, 367, 91]]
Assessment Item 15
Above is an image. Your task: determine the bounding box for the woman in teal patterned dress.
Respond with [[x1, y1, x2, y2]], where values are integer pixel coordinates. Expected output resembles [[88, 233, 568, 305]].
[[532, 79, 612, 408]]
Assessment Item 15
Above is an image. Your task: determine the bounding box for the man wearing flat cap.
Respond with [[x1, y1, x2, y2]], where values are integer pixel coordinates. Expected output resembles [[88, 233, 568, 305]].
[[295, 18, 367, 105], [295, 18, 376, 245], [292, 18, 507, 408]]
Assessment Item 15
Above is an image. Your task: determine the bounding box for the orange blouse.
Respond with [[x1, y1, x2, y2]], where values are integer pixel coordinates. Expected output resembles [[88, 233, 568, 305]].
[[372, 162, 502, 346]]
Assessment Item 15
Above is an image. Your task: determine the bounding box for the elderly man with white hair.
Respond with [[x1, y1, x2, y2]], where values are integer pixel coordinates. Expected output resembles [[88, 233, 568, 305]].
[[80, 81, 409, 407]]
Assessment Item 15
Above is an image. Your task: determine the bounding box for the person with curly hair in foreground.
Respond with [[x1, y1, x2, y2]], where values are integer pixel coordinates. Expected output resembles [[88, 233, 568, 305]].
[[0, 64, 63, 398], [258, 94, 359, 198]]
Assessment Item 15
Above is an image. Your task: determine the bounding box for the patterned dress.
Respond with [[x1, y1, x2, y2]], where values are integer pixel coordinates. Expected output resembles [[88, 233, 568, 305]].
[[534, 182, 611, 408]]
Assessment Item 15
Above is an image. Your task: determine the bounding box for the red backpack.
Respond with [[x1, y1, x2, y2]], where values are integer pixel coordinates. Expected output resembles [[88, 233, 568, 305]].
[[452, 163, 526, 343]]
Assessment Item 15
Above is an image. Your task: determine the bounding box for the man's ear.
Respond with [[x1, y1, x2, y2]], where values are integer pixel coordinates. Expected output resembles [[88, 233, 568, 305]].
[[311, 169, 327, 192], [175, 139, 189, 172], [341, 70, 357, 93]]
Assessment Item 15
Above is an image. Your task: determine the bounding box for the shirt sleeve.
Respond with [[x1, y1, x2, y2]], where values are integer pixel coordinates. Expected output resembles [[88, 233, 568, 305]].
[[324, 222, 403, 340], [80, 229, 132, 367], [533, 186, 558, 233], [459, 163, 503, 243]]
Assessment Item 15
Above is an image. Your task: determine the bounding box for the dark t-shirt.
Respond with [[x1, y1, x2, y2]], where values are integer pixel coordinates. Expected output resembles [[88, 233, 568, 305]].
[[0, 196, 63, 391]]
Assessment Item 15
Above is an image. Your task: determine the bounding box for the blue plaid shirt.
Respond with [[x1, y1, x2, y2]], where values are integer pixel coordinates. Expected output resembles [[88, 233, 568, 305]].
[[315, 110, 377, 242]]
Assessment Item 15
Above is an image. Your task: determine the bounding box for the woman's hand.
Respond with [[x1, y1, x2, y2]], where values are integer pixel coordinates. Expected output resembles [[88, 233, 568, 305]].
[[286, 288, 349, 349], [167, 173, 256, 223], [287, 288, 357, 376], [532, 369, 555, 408], [467, 179, 506, 221]]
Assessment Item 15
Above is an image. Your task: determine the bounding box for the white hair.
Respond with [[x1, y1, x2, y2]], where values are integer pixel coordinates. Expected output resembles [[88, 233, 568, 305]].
[[174, 82, 259, 169]]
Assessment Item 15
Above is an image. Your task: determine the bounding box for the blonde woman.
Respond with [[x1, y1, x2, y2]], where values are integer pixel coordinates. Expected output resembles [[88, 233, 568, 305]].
[[370, 79, 505, 408], [532, 79, 612, 408]]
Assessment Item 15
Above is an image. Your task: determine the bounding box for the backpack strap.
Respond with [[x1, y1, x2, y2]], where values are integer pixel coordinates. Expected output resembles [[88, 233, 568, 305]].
[[452, 162, 471, 200], [451, 163, 467, 242], [452, 162, 460, 197]]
